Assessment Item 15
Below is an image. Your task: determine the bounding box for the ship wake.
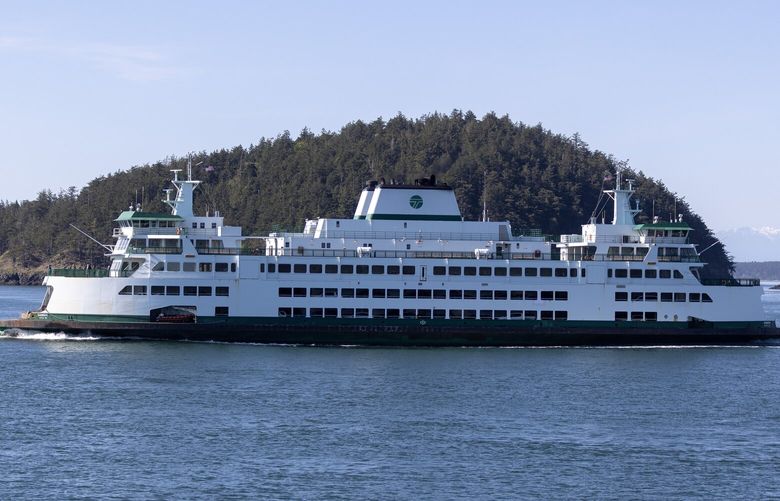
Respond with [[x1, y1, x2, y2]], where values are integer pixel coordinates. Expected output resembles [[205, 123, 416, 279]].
[[0, 329, 101, 341]]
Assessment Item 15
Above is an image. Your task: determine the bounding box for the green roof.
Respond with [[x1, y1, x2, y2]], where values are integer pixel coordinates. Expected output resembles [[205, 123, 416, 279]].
[[634, 222, 693, 231], [114, 211, 183, 222]]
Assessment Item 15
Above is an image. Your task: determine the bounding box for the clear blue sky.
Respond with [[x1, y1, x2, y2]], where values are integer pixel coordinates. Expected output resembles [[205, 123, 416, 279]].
[[1, 0, 778, 231]]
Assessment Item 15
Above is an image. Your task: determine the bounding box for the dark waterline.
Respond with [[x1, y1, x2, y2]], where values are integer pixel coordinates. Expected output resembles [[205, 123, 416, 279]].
[[2, 285, 780, 499]]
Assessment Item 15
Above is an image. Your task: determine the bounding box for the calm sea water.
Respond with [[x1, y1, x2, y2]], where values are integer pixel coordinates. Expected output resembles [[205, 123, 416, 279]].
[[2, 285, 780, 499]]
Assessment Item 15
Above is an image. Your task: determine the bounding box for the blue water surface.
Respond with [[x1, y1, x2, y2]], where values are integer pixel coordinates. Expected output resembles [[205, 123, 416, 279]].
[[1, 285, 780, 499]]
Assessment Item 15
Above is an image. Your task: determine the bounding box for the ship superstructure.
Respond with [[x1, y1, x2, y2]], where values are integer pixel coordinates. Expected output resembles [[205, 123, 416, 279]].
[[3, 167, 774, 346]]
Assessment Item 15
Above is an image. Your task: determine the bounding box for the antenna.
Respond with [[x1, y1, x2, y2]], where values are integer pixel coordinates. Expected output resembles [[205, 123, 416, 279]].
[[482, 170, 488, 222]]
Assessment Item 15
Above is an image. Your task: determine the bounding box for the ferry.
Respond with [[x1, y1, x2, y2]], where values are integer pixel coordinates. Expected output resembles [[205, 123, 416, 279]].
[[1, 165, 777, 345]]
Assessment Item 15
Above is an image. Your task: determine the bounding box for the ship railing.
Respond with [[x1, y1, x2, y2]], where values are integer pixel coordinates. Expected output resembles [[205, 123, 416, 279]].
[[129, 246, 182, 254], [639, 236, 689, 244], [700, 278, 761, 287], [47, 268, 133, 278], [199, 247, 261, 255], [657, 256, 700, 263], [269, 229, 545, 242], [583, 235, 641, 244], [266, 248, 553, 260]]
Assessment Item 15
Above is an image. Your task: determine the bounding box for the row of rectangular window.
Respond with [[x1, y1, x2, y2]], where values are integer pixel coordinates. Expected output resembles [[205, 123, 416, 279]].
[[615, 292, 712, 303], [615, 311, 658, 321], [432, 266, 583, 278], [119, 285, 229, 297], [278, 307, 568, 320], [153, 262, 236, 273], [259, 263, 585, 278], [609, 269, 684, 279], [261, 263, 416, 275], [278, 287, 569, 301]]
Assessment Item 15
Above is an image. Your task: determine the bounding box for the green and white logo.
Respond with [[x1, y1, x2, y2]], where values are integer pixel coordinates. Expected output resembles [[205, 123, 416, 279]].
[[409, 195, 423, 209]]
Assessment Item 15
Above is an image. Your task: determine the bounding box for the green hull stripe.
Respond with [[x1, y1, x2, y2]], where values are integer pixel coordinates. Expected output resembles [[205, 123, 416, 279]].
[[33, 312, 768, 330]]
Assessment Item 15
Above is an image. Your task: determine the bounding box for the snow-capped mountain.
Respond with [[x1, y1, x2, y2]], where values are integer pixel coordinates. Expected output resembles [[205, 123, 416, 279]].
[[716, 227, 780, 262]]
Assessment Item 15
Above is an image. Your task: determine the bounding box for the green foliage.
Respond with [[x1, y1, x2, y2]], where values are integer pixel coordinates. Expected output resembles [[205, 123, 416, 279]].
[[0, 111, 734, 278]]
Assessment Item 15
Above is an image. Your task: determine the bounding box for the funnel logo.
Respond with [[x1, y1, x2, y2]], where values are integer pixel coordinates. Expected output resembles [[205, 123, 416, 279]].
[[409, 195, 423, 209]]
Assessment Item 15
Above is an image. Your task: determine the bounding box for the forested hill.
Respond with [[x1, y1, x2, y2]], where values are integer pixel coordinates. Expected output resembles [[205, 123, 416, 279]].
[[0, 111, 733, 283]]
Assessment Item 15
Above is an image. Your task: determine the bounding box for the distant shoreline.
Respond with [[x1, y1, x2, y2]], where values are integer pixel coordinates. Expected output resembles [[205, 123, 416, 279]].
[[733, 261, 780, 281]]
